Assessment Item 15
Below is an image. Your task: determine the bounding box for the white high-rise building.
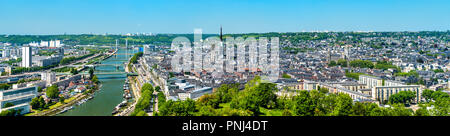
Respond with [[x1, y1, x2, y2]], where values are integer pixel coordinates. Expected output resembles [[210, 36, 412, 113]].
[[41, 72, 56, 86], [55, 40, 61, 47], [40, 41, 49, 47], [22, 46, 32, 68], [2, 47, 10, 58], [49, 40, 56, 47]]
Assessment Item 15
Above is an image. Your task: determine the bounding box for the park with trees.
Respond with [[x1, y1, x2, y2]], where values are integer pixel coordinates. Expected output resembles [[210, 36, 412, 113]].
[[151, 76, 448, 116], [130, 83, 155, 116]]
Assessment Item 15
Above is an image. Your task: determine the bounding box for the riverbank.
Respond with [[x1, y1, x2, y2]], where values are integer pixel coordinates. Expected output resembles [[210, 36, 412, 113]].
[[113, 77, 138, 116], [26, 83, 102, 116], [57, 49, 136, 116], [114, 59, 140, 116]]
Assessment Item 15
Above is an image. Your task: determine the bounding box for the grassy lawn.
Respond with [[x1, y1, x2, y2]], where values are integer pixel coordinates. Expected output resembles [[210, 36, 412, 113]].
[[24, 95, 80, 116], [24, 112, 36, 116], [48, 96, 78, 109], [64, 96, 77, 103]]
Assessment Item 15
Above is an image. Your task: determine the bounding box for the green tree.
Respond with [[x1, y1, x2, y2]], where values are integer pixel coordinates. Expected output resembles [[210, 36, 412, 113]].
[[337, 59, 348, 67], [230, 77, 277, 115], [433, 69, 444, 73], [38, 96, 46, 110], [350, 102, 367, 116], [282, 73, 291, 78], [332, 93, 353, 116], [374, 61, 399, 70], [345, 72, 364, 80], [3, 103, 14, 108], [309, 90, 329, 116], [0, 83, 11, 90], [134, 89, 153, 113], [431, 91, 449, 101], [196, 106, 218, 116], [293, 91, 314, 116], [91, 75, 99, 84], [46, 85, 60, 99], [155, 86, 161, 92], [197, 94, 220, 109], [37, 86, 43, 93], [89, 68, 94, 79], [70, 68, 78, 75], [130, 52, 143, 64], [135, 110, 148, 116], [282, 109, 293, 116], [389, 91, 416, 105], [30, 97, 41, 110], [0, 72, 8, 76], [216, 84, 239, 103], [365, 103, 383, 116], [253, 83, 278, 109], [328, 60, 337, 67], [59, 96, 65, 104], [414, 105, 430, 116], [0, 109, 22, 116], [318, 87, 329, 94], [431, 97, 450, 116], [141, 83, 154, 94], [230, 91, 260, 115], [386, 103, 413, 116], [349, 60, 374, 68], [422, 89, 434, 102], [158, 99, 196, 116]]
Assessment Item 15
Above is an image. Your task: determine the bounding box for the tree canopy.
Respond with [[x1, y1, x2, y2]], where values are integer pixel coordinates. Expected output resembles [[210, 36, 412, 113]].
[[349, 60, 374, 68], [46, 85, 60, 99], [388, 91, 416, 105]]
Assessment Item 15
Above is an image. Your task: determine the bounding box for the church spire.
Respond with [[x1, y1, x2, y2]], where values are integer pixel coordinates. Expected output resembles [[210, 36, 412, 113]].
[[220, 25, 223, 41]]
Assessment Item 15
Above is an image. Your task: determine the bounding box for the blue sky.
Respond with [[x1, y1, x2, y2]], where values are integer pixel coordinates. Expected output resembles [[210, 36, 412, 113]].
[[0, 0, 449, 34]]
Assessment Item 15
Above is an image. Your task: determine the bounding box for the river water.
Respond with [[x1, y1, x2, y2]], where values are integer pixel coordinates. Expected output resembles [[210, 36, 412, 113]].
[[59, 49, 136, 116]]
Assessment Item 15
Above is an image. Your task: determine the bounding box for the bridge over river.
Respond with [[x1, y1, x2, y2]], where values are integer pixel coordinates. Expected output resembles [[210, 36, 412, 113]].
[[58, 48, 139, 116]]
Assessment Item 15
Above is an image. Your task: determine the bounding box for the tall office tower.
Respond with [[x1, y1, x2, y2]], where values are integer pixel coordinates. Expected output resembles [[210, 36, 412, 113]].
[[2, 47, 10, 58], [49, 40, 56, 47], [193, 29, 203, 73], [22, 46, 32, 68], [55, 40, 61, 47], [126, 39, 128, 59]]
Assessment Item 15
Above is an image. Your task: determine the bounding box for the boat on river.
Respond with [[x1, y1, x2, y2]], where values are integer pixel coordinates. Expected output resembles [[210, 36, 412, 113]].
[[59, 106, 74, 114]]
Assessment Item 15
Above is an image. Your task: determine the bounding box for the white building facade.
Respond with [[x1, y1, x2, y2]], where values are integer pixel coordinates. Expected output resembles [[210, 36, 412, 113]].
[[21, 46, 32, 68]]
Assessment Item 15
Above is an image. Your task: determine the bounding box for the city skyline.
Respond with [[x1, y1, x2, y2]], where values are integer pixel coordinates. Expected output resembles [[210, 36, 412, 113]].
[[0, 0, 449, 35]]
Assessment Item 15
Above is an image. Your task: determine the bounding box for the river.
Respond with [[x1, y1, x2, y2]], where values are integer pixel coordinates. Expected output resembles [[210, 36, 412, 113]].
[[58, 49, 137, 116]]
